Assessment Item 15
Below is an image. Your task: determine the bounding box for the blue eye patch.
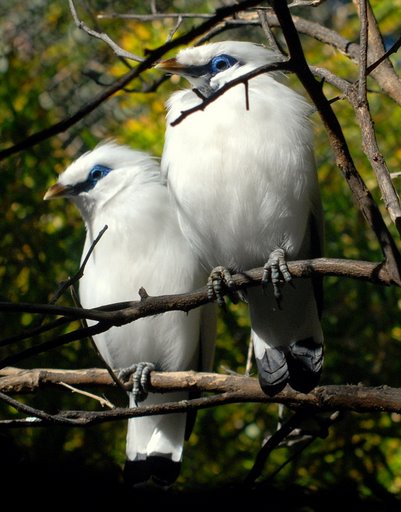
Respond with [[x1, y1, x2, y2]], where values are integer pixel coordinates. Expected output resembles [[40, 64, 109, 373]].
[[180, 54, 238, 78], [73, 164, 112, 194]]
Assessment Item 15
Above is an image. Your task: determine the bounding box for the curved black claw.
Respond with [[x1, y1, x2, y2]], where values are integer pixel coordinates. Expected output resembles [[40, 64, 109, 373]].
[[207, 265, 237, 308], [262, 248, 293, 307], [119, 362, 156, 405]]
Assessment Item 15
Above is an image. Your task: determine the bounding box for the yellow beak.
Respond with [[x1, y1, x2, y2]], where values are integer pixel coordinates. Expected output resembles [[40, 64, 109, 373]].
[[154, 58, 187, 75], [43, 183, 71, 200]]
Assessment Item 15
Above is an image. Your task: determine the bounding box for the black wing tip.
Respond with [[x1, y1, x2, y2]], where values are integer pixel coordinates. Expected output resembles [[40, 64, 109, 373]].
[[123, 456, 181, 487]]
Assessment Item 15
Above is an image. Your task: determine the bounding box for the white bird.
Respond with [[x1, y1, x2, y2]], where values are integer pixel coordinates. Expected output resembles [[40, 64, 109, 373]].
[[44, 141, 216, 486], [157, 41, 324, 396]]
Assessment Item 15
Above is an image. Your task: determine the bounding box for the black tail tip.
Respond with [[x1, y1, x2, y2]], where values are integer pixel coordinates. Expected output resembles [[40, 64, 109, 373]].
[[255, 347, 289, 396], [287, 338, 324, 394], [123, 456, 181, 487], [256, 339, 324, 396]]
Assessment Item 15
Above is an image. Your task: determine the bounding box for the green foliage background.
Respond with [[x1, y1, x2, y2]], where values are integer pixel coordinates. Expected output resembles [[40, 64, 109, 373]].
[[1, 0, 401, 506]]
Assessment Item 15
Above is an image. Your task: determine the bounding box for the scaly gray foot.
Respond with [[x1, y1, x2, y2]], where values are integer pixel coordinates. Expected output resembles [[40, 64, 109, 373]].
[[262, 248, 293, 306], [119, 362, 156, 405], [207, 265, 238, 308]]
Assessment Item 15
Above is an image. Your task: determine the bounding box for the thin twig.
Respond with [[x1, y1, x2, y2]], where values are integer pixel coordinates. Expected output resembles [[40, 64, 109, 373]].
[[243, 408, 314, 485], [58, 381, 115, 409], [0, 316, 71, 348], [257, 9, 283, 54], [166, 15, 183, 43], [170, 60, 290, 126], [69, 0, 144, 62], [288, 0, 326, 6], [0, 391, 81, 425], [0, 227, 109, 348], [50, 225, 108, 304], [70, 285, 128, 394], [245, 337, 254, 377], [97, 12, 214, 20], [367, 35, 401, 75]]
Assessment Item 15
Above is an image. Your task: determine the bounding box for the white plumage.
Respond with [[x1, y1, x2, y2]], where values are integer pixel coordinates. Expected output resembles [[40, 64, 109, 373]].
[[44, 141, 216, 485], [158, 41, 324, 395]]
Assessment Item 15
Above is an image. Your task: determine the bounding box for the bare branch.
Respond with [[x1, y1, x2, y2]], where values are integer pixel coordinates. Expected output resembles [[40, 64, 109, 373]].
[[0, 390, 81, 425], [270, 0, 401, 284], [0, 257, 394, 321], [3, 368, 401, 430], [0, 66, 140, 161], [58, 381, 115, 409], [0, 0, 264, 162], [170, 61, 291, 127], [49, 224, 108, 305], [0, 258, 394, 369], [309, 13, 401, 236], [244, 408, 310, 485], [69, 0, 144, 62], [203, 11, 401, 106], [357, 0, 368, 104], [0, 316, 71, 348], [288, 0, 326, 6], [367, 35, 401, 75], [97, 12, 214, 21], [352, 3, 401, 230], [257, 9, 283, 54]]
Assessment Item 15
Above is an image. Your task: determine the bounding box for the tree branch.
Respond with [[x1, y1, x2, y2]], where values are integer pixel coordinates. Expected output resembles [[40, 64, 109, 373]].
[[2, 368, 401, 428], [0, 258, 394, 369], [69, 0, 144, 62], [169, 60, 291, 126], [270, 0, 401, 285], [49, 224, 109, 305], [1, 258, 392, 319], [0, 0, 264, 162], [244, 408, 311, 486]]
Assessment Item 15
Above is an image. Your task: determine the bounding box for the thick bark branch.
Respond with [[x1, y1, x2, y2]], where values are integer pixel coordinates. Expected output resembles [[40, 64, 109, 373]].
[[2, 368, 401, 428]]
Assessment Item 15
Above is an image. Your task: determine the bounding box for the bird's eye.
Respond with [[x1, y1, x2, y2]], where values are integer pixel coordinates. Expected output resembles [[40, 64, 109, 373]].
[[89, 164, 112, 182], [210, 54, 238, 75]]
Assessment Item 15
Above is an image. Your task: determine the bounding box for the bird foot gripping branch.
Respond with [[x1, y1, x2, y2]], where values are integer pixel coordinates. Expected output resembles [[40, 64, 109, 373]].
[[118, 362, 156, 405], [207, 265, 240, 307], [262, 248, 293, 307]]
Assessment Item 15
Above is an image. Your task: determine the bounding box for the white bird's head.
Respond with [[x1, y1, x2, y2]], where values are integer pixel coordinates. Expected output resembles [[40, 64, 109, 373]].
[[44, 141, 159, 216], [155, 41, 284, 95]]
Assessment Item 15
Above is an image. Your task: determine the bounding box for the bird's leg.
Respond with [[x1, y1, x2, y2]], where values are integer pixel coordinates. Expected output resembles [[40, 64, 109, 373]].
[[262, 248, 293, 306], [207, 265, 238, 308], [118, 362, 156, 405]]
